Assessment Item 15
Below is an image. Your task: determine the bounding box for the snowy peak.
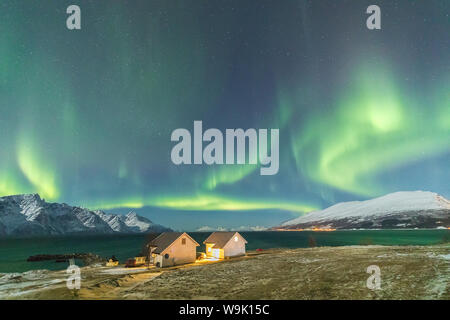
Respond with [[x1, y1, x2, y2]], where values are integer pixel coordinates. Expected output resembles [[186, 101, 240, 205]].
[[0, 193, 43, 221], [0, 194, 171, 237], [93, 211, 129, 233], [125, 211, 138, 219], [122, 211, 160, 233], [278, 191, 450, 230]]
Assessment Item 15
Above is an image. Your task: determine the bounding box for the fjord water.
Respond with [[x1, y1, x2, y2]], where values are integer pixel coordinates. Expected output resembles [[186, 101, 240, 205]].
[[0, 230, 448, 273]]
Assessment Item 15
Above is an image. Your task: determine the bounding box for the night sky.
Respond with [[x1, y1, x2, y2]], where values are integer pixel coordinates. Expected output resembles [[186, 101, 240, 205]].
[[0, 1, 448, 230]]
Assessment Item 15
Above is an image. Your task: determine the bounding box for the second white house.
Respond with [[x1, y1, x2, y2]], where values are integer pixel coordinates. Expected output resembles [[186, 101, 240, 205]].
[[203, 231, 247, 259]]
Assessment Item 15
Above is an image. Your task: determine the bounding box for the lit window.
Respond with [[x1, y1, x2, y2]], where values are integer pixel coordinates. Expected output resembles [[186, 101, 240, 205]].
[[208, 247, 211, 252], [234, 236, 238, 242]]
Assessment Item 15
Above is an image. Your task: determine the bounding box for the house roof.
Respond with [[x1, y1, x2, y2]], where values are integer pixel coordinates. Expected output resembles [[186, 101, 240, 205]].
[[148, 232, 199, 254], [203, 232, 247, 249]]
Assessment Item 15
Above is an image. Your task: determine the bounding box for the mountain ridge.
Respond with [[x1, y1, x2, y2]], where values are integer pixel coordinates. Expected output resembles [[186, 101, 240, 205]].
[[0, 193, 171, 236], [275, 191, 450, 230]]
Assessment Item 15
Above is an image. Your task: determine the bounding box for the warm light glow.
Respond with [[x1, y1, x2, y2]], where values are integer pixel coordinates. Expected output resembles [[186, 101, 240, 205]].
[[212, 249, 222, 259], [273, 227, 336, 232]]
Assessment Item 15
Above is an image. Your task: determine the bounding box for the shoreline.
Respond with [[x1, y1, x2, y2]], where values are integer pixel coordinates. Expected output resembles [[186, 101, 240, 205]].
[[1, 228, 449, 240], [2, 238, 449, 275], [1, 244, 448, 300]]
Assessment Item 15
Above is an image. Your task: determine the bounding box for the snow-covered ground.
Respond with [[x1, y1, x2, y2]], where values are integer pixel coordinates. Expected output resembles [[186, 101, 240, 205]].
[[0, 270, 64, 299], [100, 267, 149, 275]]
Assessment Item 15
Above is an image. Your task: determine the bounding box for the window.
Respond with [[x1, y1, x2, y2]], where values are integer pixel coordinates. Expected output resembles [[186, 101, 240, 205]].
[[182, 238, 186, 245], [164, 253, 169, 259], [234, 236, 238, 242], [208, 247, 211, 252]]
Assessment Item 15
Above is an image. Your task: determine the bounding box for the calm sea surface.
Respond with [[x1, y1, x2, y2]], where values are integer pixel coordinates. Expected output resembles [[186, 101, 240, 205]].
[[0, 230, 448, 273]]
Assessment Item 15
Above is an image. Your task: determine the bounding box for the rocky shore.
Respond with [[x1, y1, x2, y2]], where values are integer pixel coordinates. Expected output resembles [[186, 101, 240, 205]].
[[27, 253, 105, 265]]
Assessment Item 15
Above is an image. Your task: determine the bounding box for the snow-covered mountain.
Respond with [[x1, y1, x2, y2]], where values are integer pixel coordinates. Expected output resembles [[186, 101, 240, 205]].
[[276, 191, 450, 230], [0, 194, 171, 237]]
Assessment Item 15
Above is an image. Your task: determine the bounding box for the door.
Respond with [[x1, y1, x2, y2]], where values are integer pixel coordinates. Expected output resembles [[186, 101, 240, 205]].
[[212, 249, 221, 259]]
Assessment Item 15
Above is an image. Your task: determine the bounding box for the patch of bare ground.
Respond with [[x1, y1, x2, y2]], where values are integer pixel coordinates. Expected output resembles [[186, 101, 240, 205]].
[[3, 245, 448, 300]]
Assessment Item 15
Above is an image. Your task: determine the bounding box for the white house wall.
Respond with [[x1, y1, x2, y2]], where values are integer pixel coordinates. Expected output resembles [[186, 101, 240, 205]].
[[223, 233, 246, 257], [160, 235, 197, 267]]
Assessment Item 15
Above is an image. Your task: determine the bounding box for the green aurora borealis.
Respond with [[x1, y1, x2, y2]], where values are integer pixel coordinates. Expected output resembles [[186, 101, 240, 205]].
[[0, 1, 448, 230]]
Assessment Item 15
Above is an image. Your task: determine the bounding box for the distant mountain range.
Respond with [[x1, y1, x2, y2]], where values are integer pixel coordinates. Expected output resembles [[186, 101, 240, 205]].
[[275, 191, 450, 230], [0, 194, 171, 237]]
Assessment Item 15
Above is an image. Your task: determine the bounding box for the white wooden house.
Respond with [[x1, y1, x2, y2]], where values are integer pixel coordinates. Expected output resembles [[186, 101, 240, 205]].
[[148, 232, 199, 267], [203, 232, 247, 259]]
